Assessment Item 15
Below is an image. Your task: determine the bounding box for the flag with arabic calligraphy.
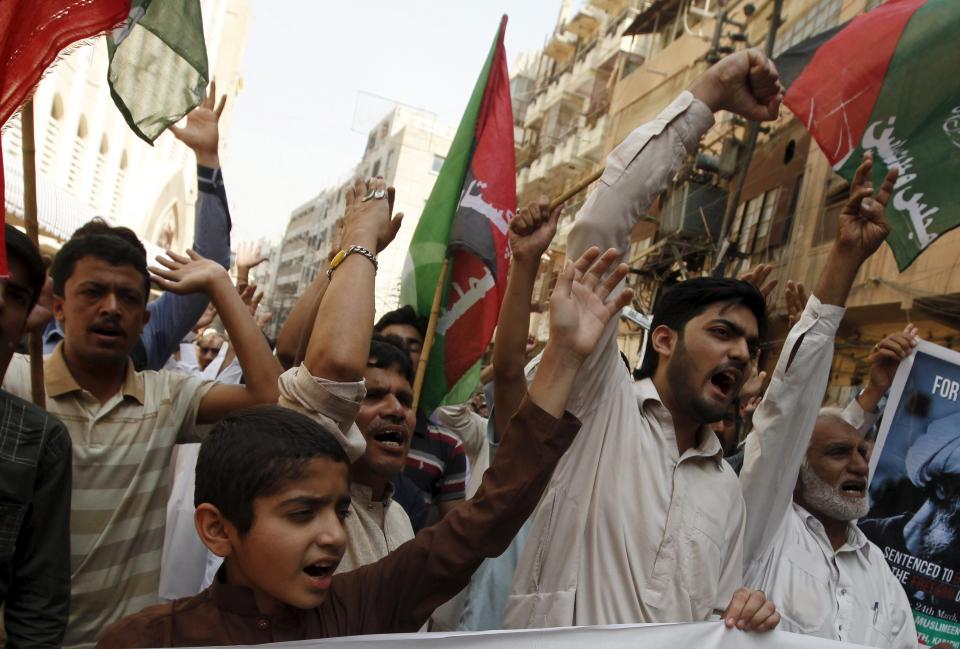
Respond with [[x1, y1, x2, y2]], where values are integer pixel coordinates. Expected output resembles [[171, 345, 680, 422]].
[[779, 0, 960, 270], [400, 16, 515, 413]]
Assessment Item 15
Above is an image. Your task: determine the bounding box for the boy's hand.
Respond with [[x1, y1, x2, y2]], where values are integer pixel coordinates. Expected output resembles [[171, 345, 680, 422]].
[[150, 250, 230, 295], [723, 587, 780, 632], [342, 177, 403, 254], [836, 152, 898, 264], [510, 197, 561, 265], [547, 246, 633, 364], [688, 49, 783, 121], [169, 80, 226, 168]]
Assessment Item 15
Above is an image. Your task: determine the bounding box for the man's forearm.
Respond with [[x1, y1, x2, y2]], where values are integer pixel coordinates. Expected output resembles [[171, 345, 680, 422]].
[[208, 275, 281, 400], [492, 259, 538, 436], [305, 228, 378, 381], [276, 271, 329, 369], [527, 344, 581, 419], [813, 246, 862, 308]]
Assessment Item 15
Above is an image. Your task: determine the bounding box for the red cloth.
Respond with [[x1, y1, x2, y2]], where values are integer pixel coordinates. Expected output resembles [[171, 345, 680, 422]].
[[0, 0, 130, 274]]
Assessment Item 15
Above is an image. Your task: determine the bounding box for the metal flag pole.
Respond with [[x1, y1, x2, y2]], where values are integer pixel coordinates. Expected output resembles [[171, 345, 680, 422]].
[[21, 99, 46, 407]]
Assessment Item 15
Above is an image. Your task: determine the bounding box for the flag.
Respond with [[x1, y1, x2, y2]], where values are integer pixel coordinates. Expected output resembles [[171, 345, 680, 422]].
[[0, 0, 130, 275], [400, 16, 515, 413], [107, 0, 208, 144], [780, 0, 960, 270]]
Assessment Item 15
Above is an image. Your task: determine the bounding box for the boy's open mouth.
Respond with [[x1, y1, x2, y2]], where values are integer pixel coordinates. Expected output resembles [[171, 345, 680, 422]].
[[303, 561, 335, 579]]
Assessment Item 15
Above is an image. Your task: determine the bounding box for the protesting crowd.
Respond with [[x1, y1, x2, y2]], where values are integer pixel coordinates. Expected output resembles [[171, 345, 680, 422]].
[[0, 46, 954, 649]]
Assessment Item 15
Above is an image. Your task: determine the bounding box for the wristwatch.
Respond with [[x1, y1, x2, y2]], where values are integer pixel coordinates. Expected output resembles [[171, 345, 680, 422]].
[[327, 245, 378, 279]]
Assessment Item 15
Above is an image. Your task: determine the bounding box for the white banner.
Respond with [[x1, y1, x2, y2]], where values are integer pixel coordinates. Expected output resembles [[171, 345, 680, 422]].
[[189, 621, 872, 649]]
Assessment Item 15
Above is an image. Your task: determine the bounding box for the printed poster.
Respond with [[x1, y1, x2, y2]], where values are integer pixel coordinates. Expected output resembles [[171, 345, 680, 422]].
[[860, 339, 960, 648]]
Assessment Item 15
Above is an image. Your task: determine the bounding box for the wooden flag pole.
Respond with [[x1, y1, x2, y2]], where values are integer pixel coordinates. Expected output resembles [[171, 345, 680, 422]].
[[549, 166, 603, 211], [412, 257, 449, 413], [21, 99, 46, 407]]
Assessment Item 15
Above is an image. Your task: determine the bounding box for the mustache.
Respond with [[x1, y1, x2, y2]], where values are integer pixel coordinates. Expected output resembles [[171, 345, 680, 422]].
[[88, 317, 125, 335]]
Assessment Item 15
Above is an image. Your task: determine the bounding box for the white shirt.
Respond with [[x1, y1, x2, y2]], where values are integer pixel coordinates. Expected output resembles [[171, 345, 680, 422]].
[[506, 92, 750, 628], [740, 299, 916, 648], [336, 483, 415, 574]]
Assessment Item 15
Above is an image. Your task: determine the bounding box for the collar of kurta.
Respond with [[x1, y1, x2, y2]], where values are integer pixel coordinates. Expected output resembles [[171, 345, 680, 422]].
[[350, 480, 396, 506], [794, 502, 874, 562], [634, 377, 725, 466], [45, 341, 145, 404], [210, 569, 306, 624]]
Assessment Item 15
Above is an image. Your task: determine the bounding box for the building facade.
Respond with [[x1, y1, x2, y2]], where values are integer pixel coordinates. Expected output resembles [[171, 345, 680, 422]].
[[268, 105, 454, 328], [521, 0, 959, 398], [2, 0, 251, 256]]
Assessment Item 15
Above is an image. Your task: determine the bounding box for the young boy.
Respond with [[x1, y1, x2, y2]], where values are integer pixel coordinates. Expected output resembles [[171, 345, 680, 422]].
[[96, 245, 634, 647]]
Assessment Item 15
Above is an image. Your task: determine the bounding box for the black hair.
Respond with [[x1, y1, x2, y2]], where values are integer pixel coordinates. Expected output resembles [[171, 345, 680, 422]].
[[51, 233, 150, 300], [195, 405, 350, 534], [373, 305, 428, 340], [4, 225, 45, 309], [637, 277, 767, 378], [369, 333, 414, 383], [71, 218, 147, 259]]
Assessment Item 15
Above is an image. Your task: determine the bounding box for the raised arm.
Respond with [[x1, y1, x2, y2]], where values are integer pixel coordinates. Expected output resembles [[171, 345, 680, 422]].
[[303, 178, 402, 381], [148, 250, 282, 424], [740, 154, 899, 564], [326, 248, 634, 635], [492, 198, 560, 438], [141, 83, 232, 370]]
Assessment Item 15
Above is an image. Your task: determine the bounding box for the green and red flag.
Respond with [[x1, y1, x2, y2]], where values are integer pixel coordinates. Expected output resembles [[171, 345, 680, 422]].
[[0, 0, 129, 275], [107, 0, 209, 144], [400, 16, 515, 413], [780, 0, 960, 270]]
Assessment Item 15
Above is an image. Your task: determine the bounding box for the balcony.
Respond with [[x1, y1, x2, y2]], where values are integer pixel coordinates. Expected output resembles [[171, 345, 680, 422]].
[[544, 31, 577, 63], [589, 0, 628, 14], [564, 5, 602, 40]]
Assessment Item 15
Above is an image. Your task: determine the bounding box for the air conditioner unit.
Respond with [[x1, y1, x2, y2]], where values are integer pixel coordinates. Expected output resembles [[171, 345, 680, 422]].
[[660, 180, 727, 239]]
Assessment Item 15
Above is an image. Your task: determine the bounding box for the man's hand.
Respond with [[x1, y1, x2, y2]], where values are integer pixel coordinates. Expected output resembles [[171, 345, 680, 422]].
[[784, 280, 808, 329], [510, 197, 561, 265], [194, 303, 218, 333], [836, 152, 898, 263], [867, 324, 918, 394], [722, 587, 780, 632], [169, 80, 226, 168], [236, 241, 269, 273], [689, 48, 783, 121], [739, 263, 778, 300], [547, 246, 633, 364], [150, 250, 230, 295], [342, 177, 403, 253]]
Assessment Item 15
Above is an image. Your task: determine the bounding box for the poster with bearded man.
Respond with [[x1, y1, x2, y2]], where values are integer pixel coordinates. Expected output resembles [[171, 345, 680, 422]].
[[859, 339, 960, 648]]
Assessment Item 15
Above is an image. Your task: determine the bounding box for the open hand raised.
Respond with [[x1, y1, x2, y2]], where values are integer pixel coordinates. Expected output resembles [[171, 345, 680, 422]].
[[169, 80, 226, 167], [548, 246, 634, 363]]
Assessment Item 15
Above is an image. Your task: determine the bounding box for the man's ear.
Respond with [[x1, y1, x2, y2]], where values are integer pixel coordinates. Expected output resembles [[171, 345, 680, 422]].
[[650, 324, 677, 359], [141, 307, 151, 328], [52, 294, 66, 323], [195, 503, 236, 558]]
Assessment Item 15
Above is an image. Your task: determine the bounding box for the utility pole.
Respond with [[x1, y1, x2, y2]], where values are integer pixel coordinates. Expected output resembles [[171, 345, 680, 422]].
[[712, 0, 784, 276]]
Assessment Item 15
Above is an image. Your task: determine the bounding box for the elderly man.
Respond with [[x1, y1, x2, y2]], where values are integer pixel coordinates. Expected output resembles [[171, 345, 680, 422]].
[[739, 152, 921, 649], [861, 408, 960, 642]]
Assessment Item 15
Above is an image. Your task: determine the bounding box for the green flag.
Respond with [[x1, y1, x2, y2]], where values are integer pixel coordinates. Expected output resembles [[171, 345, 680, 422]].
[[107, 0, 208, 144]]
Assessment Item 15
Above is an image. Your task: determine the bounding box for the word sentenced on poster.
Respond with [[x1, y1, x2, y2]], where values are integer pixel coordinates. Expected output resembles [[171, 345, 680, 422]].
[[168, 621, 881, 649], [861, 339, 960, 648]]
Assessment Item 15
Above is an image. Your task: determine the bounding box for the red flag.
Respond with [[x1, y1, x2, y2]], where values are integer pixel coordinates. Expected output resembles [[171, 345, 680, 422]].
[[0, 0, 130, 274]]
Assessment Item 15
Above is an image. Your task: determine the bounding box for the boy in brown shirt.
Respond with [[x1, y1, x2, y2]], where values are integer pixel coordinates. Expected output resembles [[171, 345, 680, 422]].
[[96, 242, 634, 647]]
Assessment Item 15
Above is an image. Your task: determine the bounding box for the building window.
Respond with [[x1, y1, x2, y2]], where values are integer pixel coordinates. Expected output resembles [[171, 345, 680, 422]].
[[865, 0, 886, 11], [736, 194, 764, 252], [431, 154, 445, 173], [371, 159, 381, 177], [753, 188, 781, 253], [50, 94, 64, 120], [774, 0, 843, 55]]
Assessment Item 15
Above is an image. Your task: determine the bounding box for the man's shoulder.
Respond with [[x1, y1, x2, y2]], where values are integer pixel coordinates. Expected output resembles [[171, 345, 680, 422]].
[[0, 388, 70, 450], [0, 353, 32, 397]]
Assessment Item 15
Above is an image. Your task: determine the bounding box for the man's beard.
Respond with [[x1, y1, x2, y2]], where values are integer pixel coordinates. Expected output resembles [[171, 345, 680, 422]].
[[665, 338, 729, 424], [799, 464, 870, 521]]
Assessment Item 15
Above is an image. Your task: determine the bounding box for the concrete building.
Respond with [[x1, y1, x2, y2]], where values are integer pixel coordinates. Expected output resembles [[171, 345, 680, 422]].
[[270, 104, 454, 327], [2, 0, 251, 255], [523, 0, 959, 391]]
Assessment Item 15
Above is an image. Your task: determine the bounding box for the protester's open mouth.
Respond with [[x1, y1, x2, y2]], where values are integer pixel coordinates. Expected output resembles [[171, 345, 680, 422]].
[[708, 369, 741, 400], [840, 480, 866, 497], [90, 324, 125, 341], [303, 559, 336, 588], [371, 426, 408, 449]]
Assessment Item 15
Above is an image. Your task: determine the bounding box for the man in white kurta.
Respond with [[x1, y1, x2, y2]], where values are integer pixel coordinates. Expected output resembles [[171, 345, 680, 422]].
[[506, 51, 786, 629]]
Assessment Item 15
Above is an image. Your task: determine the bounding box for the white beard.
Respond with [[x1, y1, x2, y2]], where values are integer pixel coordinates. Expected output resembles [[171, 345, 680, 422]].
[[799, 464, 870, 521]]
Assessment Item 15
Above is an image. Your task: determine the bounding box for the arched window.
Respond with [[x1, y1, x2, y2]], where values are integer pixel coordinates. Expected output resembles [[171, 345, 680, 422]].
[[99, 134, 109, 155], [119, 150, 128, 170], [50, 94, 64, 120], [76, 115, 88, 139]]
